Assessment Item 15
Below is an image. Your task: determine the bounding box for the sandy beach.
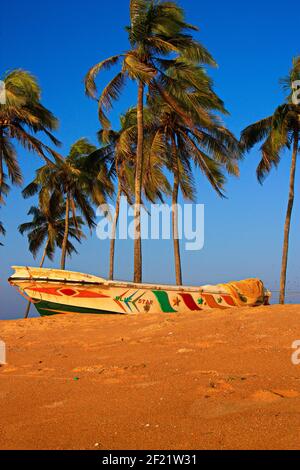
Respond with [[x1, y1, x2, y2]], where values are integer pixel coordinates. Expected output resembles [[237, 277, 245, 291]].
[[0, 305, 299, 450]]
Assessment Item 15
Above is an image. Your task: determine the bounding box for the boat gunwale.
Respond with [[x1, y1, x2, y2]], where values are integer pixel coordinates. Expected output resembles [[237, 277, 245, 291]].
[[8, 266, 271, 298], [8, 275, 218, 293]]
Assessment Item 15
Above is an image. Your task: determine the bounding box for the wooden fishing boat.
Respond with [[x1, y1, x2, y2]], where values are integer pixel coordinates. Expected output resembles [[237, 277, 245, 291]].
[[9, 266, 271, 316]]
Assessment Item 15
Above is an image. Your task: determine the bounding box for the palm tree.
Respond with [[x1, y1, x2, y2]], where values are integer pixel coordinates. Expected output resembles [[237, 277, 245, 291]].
[[144, 60, 241, 285], [0, 70, 60, 199], [85, 0, 215, 283], [19, 193, 85, 317], [241, 57, 300, 304], [148, 99, 240, 284], [92, 106, 171, 280], [95, 114, 135, 281], [22, 138, 113, 270]]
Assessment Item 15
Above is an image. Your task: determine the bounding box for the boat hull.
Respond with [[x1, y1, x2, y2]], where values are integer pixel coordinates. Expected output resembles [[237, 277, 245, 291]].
[[33, 299, 118, 316], [8, 267, 270, 316]]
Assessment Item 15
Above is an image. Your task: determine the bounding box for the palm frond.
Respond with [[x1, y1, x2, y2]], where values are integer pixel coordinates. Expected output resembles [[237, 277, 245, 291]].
[[84, 55, 122, 98], [98, 72, 127, 129], [240, 116, 273, 151]]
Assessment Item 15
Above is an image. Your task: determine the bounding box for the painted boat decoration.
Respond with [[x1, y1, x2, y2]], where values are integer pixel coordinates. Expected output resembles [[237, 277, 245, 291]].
[[9, 266, 271, 316]]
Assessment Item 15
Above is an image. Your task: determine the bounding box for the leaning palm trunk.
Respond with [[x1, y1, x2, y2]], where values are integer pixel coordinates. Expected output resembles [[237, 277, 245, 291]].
[[133, 82, 144, 283], [171, 138, 182, 286], [279, 130, 299, 304], [109, 183, 121, 280], [24, 240, 49, 318], [0, 130, 3, 199], [172, 174, 182, 286], [60, 194, 70, 270]]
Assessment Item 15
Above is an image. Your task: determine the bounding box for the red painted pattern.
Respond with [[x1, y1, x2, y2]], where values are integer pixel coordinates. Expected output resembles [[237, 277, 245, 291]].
[[201, 293, 228, 309], [179, 293, 201, 311], [26, 286, 109, 299], [60, 288, 77, 296], [26, 287, 63, 296], [222, 294, 236, 307], [73, 290, 109, 299]]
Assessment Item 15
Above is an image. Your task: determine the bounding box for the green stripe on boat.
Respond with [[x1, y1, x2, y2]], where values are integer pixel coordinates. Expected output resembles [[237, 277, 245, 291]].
[[33, 300, 122, 316], [152, 290, 177, 313]]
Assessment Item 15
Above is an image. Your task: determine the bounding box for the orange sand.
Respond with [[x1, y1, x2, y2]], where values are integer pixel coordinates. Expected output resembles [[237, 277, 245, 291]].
[[0, 305, 300, 450]]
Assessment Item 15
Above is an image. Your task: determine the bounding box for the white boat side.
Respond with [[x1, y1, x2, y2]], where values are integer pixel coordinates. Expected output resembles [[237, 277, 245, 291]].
[[9, 266, 271, 316]]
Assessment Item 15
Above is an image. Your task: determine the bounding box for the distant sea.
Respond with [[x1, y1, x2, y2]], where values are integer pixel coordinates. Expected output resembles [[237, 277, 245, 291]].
[[271, 292, 300, 305]]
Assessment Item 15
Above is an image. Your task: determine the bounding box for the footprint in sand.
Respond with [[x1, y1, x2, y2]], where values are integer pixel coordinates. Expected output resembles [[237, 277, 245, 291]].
[[187, 369, 220, 377], [271, 389, 300, 398], [138, 324, 165, 333], [73, 365, 104, 373], [0, 366, 18, 374], [190, 388, 300, 419], [26, 368, 56, 376], [134, 380, 159, 388], [250, 390, 282, 403], [208, 380, 235, 394], [190, 399, 251, 418], [177, 348, 194, 354], [252, 389, 300, 401], [194, 340, 227, 349], [102, 377, 122, 384], [43, 401, 65, 409], [97, 365, 126, 378]]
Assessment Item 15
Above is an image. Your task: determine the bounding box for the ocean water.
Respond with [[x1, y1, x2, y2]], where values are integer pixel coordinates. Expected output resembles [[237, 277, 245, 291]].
[[270, 292, 300, 305]]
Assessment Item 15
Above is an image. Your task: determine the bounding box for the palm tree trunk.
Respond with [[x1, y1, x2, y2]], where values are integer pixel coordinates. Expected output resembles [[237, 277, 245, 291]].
[[24, 240, 48, 319], [133, 81, 144, 283], [0, 129, 3, 201], [109, 183, 121, 280], [60, 194, 70, 270], [279, 130, 299, 304], [39, 242, 48, 268], [171, 138, 182, 286]]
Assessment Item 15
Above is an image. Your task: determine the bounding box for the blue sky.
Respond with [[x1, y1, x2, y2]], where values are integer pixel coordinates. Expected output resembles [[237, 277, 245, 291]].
[[1, 0, 299, 319]]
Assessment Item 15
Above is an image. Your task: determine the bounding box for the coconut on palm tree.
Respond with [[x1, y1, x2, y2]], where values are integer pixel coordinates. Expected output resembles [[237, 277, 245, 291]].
[[0, 70, 60, 199], [85, 0, 215, 283], [22, 138, 113, 270], [241, 56, 300, 304]]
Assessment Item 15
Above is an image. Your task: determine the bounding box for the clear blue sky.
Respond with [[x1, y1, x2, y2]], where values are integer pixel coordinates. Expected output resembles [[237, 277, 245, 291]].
[[1, 0, 299, 319]]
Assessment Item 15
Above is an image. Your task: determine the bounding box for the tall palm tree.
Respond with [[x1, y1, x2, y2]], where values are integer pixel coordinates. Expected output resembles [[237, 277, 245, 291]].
[[145, 60, 241, 285], [0, 70, 60, 199], [92, 106, 171, 280], [95, 113, 135, 281], [22, 139, 113, 270], [19, 193, 85, 317], [148, 93, 241, 284], [85, 0, 215, 283], [241, 57, 300, 304]]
